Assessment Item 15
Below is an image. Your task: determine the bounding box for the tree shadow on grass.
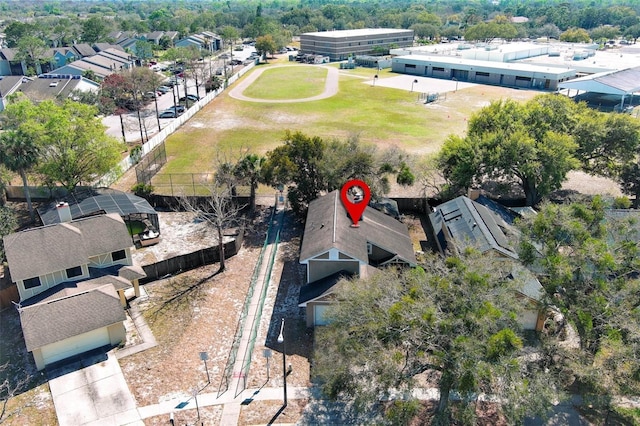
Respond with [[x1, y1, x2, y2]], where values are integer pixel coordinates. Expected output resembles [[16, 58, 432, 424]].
[[145, 266, 224, 322]]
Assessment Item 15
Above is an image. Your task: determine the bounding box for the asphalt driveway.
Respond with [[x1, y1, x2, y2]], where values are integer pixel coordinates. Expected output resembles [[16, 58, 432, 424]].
[[48, 351, 141, 426]]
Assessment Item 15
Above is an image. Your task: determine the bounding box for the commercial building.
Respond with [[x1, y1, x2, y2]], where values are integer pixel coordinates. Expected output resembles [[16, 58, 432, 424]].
[[300, 28, 413, 61], [392, 54, 575, 90]]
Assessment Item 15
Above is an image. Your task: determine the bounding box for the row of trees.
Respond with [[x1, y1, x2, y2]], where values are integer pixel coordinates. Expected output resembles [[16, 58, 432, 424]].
[[436, 94, 640, 206], [261, 131, 415, 214], [3, 1, 640, 61], [314, 197, 640, 424]]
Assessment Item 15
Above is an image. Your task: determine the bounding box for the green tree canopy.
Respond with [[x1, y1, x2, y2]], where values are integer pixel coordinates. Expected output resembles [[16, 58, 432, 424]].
[[262, 130, 325, 214], [437, 95, 582, 205], [255, 34, 277, 60], [314, 253, 558, 425], [464, 20, 518, 43], [517, 198, 640, 404], [8, 99, 125, 192], [559, 27, 591, 43], [0, 129, 39, 222], [82, 16, 109, 44], [0, 206, 18, 262]]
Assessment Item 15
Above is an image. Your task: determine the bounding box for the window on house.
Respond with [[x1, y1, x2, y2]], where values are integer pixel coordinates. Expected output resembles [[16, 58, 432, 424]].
[[476, 71, 490, 77], [24, 277, 41, 289], [405, 64, 416, 69], [516, 76, 532, 82], [433, 67, 445, 72], [66, 266, 83, 279], [112, 249, 127, 261]]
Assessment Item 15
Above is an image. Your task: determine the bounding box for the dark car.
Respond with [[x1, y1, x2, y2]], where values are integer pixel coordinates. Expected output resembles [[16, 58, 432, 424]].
[[179, 94, 200, 102], [158, 110, 178, 119], [167, 105, 186, 115]]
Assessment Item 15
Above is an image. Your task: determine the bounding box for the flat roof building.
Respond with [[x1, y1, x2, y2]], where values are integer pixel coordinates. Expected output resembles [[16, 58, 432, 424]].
[[300, 28, 414, 61], [392, 54, 575, 91]]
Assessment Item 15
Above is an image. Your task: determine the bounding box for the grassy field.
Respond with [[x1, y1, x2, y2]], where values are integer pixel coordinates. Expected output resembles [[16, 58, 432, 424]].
[[242, 66, 327, 99], [155, 57, 538, 190]]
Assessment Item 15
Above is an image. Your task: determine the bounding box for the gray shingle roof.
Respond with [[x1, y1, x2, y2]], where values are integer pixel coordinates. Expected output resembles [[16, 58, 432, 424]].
[[20, 284, 125, 351], [72, 43, 96, 57], [300, 191, 416, 265], [13, 76, 84, 103], [3, 214, 132, 282], [429, 196, 519, 259]]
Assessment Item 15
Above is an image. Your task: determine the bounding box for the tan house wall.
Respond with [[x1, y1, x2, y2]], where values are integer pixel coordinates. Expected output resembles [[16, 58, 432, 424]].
[[32, 349, 46, 371], [107, 322, 126, 345]]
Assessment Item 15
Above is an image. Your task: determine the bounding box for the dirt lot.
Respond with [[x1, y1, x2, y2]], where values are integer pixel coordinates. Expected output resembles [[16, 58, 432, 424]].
[[116, 207, 314, 424]]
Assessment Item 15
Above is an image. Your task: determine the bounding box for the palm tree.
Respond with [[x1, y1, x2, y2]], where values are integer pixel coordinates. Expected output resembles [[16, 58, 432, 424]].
[[0, 130, 40, 223], [234, 154, 265, 217]]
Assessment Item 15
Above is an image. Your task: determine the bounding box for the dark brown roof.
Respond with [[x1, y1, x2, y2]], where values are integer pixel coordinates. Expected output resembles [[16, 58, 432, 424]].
[[299, 191, 416, 265], [20, 284, 125, 351]]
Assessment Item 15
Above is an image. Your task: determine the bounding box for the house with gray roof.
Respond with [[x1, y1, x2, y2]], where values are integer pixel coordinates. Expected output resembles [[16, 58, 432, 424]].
[[298, 190, 417, 326], [429, 194, 520, 260], [20, 283, 126, 370], [71, 43, 97, 58], [3, 212, 146, 369], [9, 74, 100, 105], [0, 75, 25, 111], [429, 192, 546, 330]]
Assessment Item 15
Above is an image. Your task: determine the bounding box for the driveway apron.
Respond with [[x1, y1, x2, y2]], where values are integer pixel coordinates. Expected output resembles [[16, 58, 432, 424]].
[[48, 351, 141, 426]]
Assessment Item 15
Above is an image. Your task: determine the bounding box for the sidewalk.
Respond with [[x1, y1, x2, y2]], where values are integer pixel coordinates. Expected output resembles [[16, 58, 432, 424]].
[[137, 386, 309, 420]]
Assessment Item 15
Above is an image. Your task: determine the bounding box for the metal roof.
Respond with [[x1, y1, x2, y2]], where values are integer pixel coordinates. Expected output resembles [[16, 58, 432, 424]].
[[558, 66, 640, 96], [38, 188, 157, 225]]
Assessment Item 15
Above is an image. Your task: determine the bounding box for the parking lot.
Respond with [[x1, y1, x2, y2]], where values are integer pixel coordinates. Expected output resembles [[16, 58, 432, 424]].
[[102, 44, 257, 143]]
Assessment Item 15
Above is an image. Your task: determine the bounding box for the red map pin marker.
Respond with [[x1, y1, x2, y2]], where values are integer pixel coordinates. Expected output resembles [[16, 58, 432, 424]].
[[340, 179, 371, 227]]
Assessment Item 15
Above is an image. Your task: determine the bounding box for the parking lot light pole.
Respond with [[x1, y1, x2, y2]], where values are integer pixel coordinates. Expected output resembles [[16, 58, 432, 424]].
[[411, 78, 418, 92], [277, 318, 288, 407]]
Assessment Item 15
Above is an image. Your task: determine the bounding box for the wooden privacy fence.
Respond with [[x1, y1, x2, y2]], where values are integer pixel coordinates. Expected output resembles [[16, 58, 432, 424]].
[[140, 226, 244, 283]]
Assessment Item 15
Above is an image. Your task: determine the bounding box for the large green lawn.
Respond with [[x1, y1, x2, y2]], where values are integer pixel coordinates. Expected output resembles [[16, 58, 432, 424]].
[[242, 66, 327, 99], [157, 60, 537, 182]]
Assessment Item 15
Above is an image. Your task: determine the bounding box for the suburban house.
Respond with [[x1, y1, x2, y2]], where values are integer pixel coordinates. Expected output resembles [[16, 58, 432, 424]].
[[298, 190, 417, 326], [429, 192, 546, 330], [48, 47, 134, 80], [7, 74, 100, 104], [0, 75, 24, 111], [3, 211, 146, 370], [175, 31, 221, 52]]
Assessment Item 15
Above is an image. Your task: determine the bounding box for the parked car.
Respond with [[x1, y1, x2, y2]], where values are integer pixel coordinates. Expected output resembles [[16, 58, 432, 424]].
[[166, 105, 186, 115], [157, 86, 171, 93], [158, 110, 179, 119], [179, 94, 200, 102]]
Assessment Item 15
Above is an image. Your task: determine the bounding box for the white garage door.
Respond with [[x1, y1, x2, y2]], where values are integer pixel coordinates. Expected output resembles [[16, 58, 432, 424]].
[[41, 327, 110, 366], [314, 305, 331, 326], [519, 310, 539, 330]]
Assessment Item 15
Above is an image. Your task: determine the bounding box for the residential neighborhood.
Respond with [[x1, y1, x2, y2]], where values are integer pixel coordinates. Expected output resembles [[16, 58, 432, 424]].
[[1, 1, 640, 425]]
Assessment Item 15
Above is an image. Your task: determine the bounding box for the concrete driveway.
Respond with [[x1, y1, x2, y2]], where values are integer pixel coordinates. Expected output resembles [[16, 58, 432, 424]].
[[48, 351, 141, 426]]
